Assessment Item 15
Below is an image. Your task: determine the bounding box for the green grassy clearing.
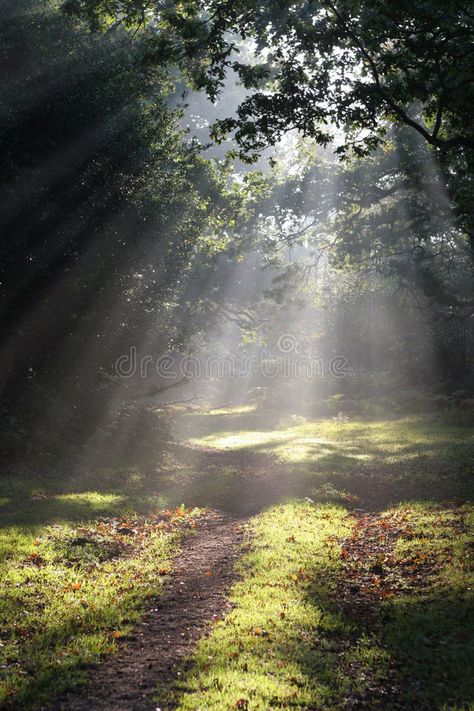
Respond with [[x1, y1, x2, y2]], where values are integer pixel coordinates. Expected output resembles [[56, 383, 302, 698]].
[[180, 408, 473, 507], [1, 407, 473, 709], [169, 407, 474, 710]]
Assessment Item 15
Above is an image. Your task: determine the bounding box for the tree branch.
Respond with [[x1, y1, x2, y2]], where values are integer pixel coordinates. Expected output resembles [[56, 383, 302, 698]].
[[322, 0, 472, 151]]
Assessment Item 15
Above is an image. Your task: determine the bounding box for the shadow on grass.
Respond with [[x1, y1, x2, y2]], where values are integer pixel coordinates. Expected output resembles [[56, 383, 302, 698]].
[[160, 446, 474, 516], [176, 408, 474, 510], [2, 409, 473, 532], [295, 572, 474, 709], [381, 591, 474, 709]]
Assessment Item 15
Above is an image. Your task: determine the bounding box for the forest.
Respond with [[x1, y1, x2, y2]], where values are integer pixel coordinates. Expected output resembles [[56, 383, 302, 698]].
[[0, 1, 473, 709]]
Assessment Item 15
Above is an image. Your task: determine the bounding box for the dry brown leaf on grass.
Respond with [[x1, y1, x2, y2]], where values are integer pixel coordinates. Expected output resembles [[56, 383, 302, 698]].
[[62, 582, 82, 592]]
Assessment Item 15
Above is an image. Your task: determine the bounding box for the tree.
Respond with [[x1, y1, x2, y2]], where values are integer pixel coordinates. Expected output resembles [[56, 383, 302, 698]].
[[67, 1, 474, 274], [0, 0, 248, 462], [67, 1, 474, 157], [248, 129, 474, 382]]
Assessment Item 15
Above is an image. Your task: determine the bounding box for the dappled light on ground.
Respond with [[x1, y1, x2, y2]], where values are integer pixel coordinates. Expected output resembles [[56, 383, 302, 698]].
[[1, 407, 473, 708], [172, 501, 474, 710], [177, 408, 474, 508]]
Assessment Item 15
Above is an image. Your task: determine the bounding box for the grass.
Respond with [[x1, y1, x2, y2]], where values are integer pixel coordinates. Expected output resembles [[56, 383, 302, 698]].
[[171, 503, 473, 710], [169, 407, 474, 710], [0, 466, 200, 708], [1, 405, 473, 709], [173, 502, 354, 710]]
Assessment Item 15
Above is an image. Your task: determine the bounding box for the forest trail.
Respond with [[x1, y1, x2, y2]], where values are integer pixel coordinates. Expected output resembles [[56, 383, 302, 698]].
[[52, 429, 472, 711], [57, 445, 286, 711], [57, 510, 246, 711]]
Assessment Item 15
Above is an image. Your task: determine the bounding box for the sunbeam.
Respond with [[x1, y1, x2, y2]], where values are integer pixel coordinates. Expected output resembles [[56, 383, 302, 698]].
[[1, 1, 473, 709]]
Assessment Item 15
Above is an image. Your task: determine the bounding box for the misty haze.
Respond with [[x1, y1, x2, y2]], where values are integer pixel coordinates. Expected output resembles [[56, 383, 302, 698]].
[[1, 2, 473, 709]]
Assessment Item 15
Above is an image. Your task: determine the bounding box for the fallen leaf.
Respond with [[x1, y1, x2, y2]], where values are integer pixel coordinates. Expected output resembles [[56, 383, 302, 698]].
[[63, 582, 82, 592]]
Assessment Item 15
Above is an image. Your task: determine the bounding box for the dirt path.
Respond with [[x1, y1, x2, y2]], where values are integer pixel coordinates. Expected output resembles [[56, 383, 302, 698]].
[[56, 445, 289, 711], [169, 444, 291, 515], [57, 512, 246, 711]]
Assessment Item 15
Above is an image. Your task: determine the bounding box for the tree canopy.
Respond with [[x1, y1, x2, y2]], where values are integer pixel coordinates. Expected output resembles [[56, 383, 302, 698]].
[[66, 0, 474, 157]]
